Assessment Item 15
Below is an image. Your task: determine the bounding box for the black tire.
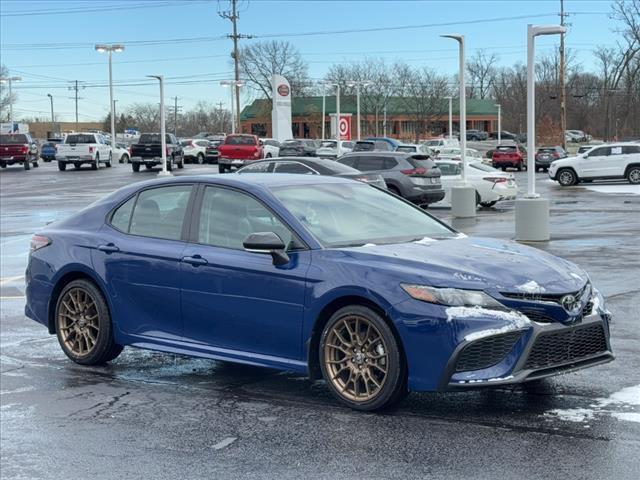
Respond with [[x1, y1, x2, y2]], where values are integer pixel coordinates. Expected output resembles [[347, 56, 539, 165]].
[[387, 185, 401, 196], [54, 279, 123, 365], [475, 191, 481, 205], [91, 154, 99, 170], [74, 163, 81, 170], [266, 153, 272, 158], [132, 163, 140, 172], [543, 167, 548, 172], [178, 156, 184, 169], [319, 305, 407, 411], [58, 162, 66, 171], [196, 153, 204, 165], [626, 166, 640, 185], [480, 201, 498, 208], [218, 165, 228, 174], [501, 167, 506, 171], [557, 168, 577, 186], [0, 162, 6, 168], [106, 153, 112, 168], [33, 160, 39, 168], [517, 163, 522, 172], [167, 158, 173, 172], [24, 160, 30, 171]]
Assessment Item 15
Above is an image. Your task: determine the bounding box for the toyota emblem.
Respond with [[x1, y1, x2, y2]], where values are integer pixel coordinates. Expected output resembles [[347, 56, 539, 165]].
[[560, 294, 581, 314]]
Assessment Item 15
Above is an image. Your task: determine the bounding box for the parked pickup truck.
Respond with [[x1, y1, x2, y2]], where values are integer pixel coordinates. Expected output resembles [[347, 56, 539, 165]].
[[56, 133, 112, 171], [217, 134, 264, 173], [0, 133, 39, 170], [129, 133, 184, 172]]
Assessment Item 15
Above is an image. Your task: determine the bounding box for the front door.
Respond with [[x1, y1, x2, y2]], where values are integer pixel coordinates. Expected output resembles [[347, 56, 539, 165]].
[[180, 185, 310, 360]]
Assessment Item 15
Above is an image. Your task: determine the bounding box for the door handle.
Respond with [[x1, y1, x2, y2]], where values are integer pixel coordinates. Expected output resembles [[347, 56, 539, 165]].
[[181, 255, 208, 266], [97, 243, 120, 253]]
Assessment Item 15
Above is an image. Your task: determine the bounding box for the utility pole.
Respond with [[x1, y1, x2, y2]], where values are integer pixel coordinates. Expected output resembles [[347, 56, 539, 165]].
[[219, 0, 253, 133], [559, 0, 568, 149], [68, 80, 85, 131]]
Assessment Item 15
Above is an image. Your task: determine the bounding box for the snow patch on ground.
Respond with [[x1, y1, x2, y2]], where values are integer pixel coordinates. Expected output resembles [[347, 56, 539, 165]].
[[515, 280, 546, 294], [546, 384, 640, 424], [582, 184, 640, 195]]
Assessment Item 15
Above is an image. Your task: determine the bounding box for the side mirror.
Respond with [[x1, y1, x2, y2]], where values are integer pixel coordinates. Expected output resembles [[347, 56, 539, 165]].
[[243, 232, 289, 266], [259, 140, 264, 146], [582, 153, 588, 158]]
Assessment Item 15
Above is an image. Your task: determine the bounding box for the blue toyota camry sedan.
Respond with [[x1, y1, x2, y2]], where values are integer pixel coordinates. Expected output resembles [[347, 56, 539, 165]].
[[25, 174, 614, 411]]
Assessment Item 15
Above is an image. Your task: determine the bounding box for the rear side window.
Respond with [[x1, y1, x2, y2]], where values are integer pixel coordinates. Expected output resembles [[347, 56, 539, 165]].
[[110, 197, 136, 232], [274, 162, 315, 174], [357, 156, 386, 171], [622, 145, 640, 154], [119, 185, 192, 240], [337, 156, 357, 168]]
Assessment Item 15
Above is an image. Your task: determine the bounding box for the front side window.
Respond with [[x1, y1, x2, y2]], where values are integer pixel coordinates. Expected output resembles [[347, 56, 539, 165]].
[[127, 185, 192, 240], [588, 147, 609, 157], [198, 187, 294, 250]]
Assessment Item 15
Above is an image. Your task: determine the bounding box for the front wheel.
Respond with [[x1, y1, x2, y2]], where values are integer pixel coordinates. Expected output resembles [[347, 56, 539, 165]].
[[627, 166, 640, 185], [319, 305, 407, 411], [55, 279, 123, 365], [196, 153, 204, 164], [557, 168, 577, 186], [480, 201, 498, 208]]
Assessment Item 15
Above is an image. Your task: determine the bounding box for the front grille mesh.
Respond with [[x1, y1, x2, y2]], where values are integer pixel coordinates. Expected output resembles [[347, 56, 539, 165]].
[[456, 331, 523, 372], [524, 324, 607, 369], [519, 310, 555, 323]]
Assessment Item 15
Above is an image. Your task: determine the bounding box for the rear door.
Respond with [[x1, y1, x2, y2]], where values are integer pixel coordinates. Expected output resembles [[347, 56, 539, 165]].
[[180, 185, 310, 360], [93, 184, 195, 341]]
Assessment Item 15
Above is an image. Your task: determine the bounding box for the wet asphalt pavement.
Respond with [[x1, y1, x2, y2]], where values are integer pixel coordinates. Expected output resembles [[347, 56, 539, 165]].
[[1, 156, 639, 479]]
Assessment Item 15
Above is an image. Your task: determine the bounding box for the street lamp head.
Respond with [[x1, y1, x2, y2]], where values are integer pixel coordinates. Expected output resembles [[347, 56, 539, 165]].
[[112, 44, 125, 52], [95, 44, 125, 52], [530, 25, 567, 37], [47, 93, 52, 99], [147, 75, 163, 81], [95, 44, 107, 52], [441, 33, 464, 43]]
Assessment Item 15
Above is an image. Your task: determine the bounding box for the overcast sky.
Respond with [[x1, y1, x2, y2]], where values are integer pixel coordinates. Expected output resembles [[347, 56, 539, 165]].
[[0, 0, 620, 122]]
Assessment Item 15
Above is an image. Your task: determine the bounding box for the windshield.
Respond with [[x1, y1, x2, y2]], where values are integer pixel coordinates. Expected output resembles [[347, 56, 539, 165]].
[[272, 183, 456, 247], [0, 134, 28, 144], [320, 141, 337, 148], [139, 134, 172, 144]]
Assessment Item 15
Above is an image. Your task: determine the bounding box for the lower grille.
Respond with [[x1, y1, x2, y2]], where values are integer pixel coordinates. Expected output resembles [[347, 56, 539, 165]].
[[524, 324, 607, 369], [519, 310, 555, 323], [456, 331, 523, 372]]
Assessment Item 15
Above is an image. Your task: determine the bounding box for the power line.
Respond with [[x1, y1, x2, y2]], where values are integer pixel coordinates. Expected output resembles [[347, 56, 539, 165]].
[[0, 1, 212, 17]]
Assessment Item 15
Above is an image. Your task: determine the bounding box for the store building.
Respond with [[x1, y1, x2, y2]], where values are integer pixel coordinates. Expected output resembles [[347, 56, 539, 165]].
[[239, 96, 499, 141]]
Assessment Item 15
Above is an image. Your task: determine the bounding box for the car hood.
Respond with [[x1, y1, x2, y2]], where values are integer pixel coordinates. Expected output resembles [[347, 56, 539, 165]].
[[339, 236, 587, 294]]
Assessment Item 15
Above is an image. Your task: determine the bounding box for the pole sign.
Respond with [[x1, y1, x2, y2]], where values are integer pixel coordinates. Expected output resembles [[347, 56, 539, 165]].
[[271, 74, 293, 143], [338, 115, 351, 140]]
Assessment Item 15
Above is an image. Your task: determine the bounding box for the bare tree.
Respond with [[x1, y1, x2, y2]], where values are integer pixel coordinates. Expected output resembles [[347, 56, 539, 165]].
[[0, 64, 17, 121], [466, 50, 498, 99], [238, 40, 310, 100]]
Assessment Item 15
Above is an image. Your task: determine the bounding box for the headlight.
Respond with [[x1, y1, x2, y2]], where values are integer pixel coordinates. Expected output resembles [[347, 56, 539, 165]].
[[401, 284, 506, 309]]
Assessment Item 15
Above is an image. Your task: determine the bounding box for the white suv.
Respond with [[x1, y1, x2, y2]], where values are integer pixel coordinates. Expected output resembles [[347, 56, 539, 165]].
[[549, 143, 640, 186]]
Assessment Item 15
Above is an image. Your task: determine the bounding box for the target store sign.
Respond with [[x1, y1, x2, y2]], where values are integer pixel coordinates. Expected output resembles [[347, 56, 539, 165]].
[[338, 115, 351, 140], [277, 84, 290, 97]]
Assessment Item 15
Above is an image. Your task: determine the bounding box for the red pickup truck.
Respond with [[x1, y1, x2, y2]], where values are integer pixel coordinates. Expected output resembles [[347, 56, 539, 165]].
[[217, 134, 264, 173], [0, 133, 39, 170], [492, 144, 527, 171]]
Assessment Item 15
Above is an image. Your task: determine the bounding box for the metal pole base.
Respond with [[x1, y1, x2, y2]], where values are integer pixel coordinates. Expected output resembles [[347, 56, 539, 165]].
[[157, 170, 173, 177], [451, 186, 477, 218], [515, 197, 550, 241]]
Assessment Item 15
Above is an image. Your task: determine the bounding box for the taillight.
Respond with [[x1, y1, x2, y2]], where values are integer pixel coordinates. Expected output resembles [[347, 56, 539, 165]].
[[553, 152, 559, 158], [483, 177, 508, 183], [400, 167, 426, 175], [30, 235, 51, 253], [128, 146, 132, 155], [89, 146, 94, 153], [253, 150, 260, 158], [21, 144, 29, 154]]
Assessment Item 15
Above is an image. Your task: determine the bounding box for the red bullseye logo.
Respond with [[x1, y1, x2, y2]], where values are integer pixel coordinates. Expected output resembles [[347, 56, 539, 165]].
[[339, 119, 349, 136], [277, 84, 290, 97]]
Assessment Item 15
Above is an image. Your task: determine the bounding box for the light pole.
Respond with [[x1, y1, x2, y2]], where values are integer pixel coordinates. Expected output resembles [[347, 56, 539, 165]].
[[147, 75, 170, 177], [346, 80, 371, 141], [47, 94, 55, 135], [335, 83, 341, 156], [320, 81, 328, 140], [495, 103, 501, 144], [515, 24, 567, 242], [0, 76, 22, 130], [444, 96, 453, 140], [220, 80, 243, 134], [441, 33, 475, 218], [113, 99, 118, 135], [95, 44, 124, 150]]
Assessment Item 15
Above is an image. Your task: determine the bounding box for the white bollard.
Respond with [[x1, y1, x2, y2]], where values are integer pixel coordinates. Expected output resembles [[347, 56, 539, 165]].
[[451, 186, 477, 218], [515, 197, 550, 241]]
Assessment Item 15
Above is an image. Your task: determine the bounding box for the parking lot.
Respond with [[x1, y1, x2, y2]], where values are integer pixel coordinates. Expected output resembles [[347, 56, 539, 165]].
[[1, 161, 639, 479]]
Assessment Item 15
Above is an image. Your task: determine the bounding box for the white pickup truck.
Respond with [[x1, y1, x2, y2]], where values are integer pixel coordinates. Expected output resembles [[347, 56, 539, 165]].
[[548, 143, 640, 186], [56, 132, 112, 171]]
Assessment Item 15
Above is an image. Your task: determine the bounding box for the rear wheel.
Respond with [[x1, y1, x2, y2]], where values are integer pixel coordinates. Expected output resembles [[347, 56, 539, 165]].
[[627, 166, 640, 185], [55, 279, 123, 365], [58, 162, 66, 171], [218, 164, 228, 174], [167, 158, 173, 171], [319, 305, 407, 411], [557, 168, 577, 186], [91, 154, 99, 170], [196, 153, 204, 164], [0, 162, 6, 168], [24, 160, 30, 170], [32, 160, 39, 168], [386, 185, 401, 196], [105, 153, 112, 168], [132, 163, 140, 172], [480, 201, 498, 208], [74, 163, 81, 170], [178, 156, 184, 169]]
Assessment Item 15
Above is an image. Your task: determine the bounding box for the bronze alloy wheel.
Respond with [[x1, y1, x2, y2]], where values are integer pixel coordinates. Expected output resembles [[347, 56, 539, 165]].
[[323, 314, 389, 402], [58, 287, 100, 357]]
